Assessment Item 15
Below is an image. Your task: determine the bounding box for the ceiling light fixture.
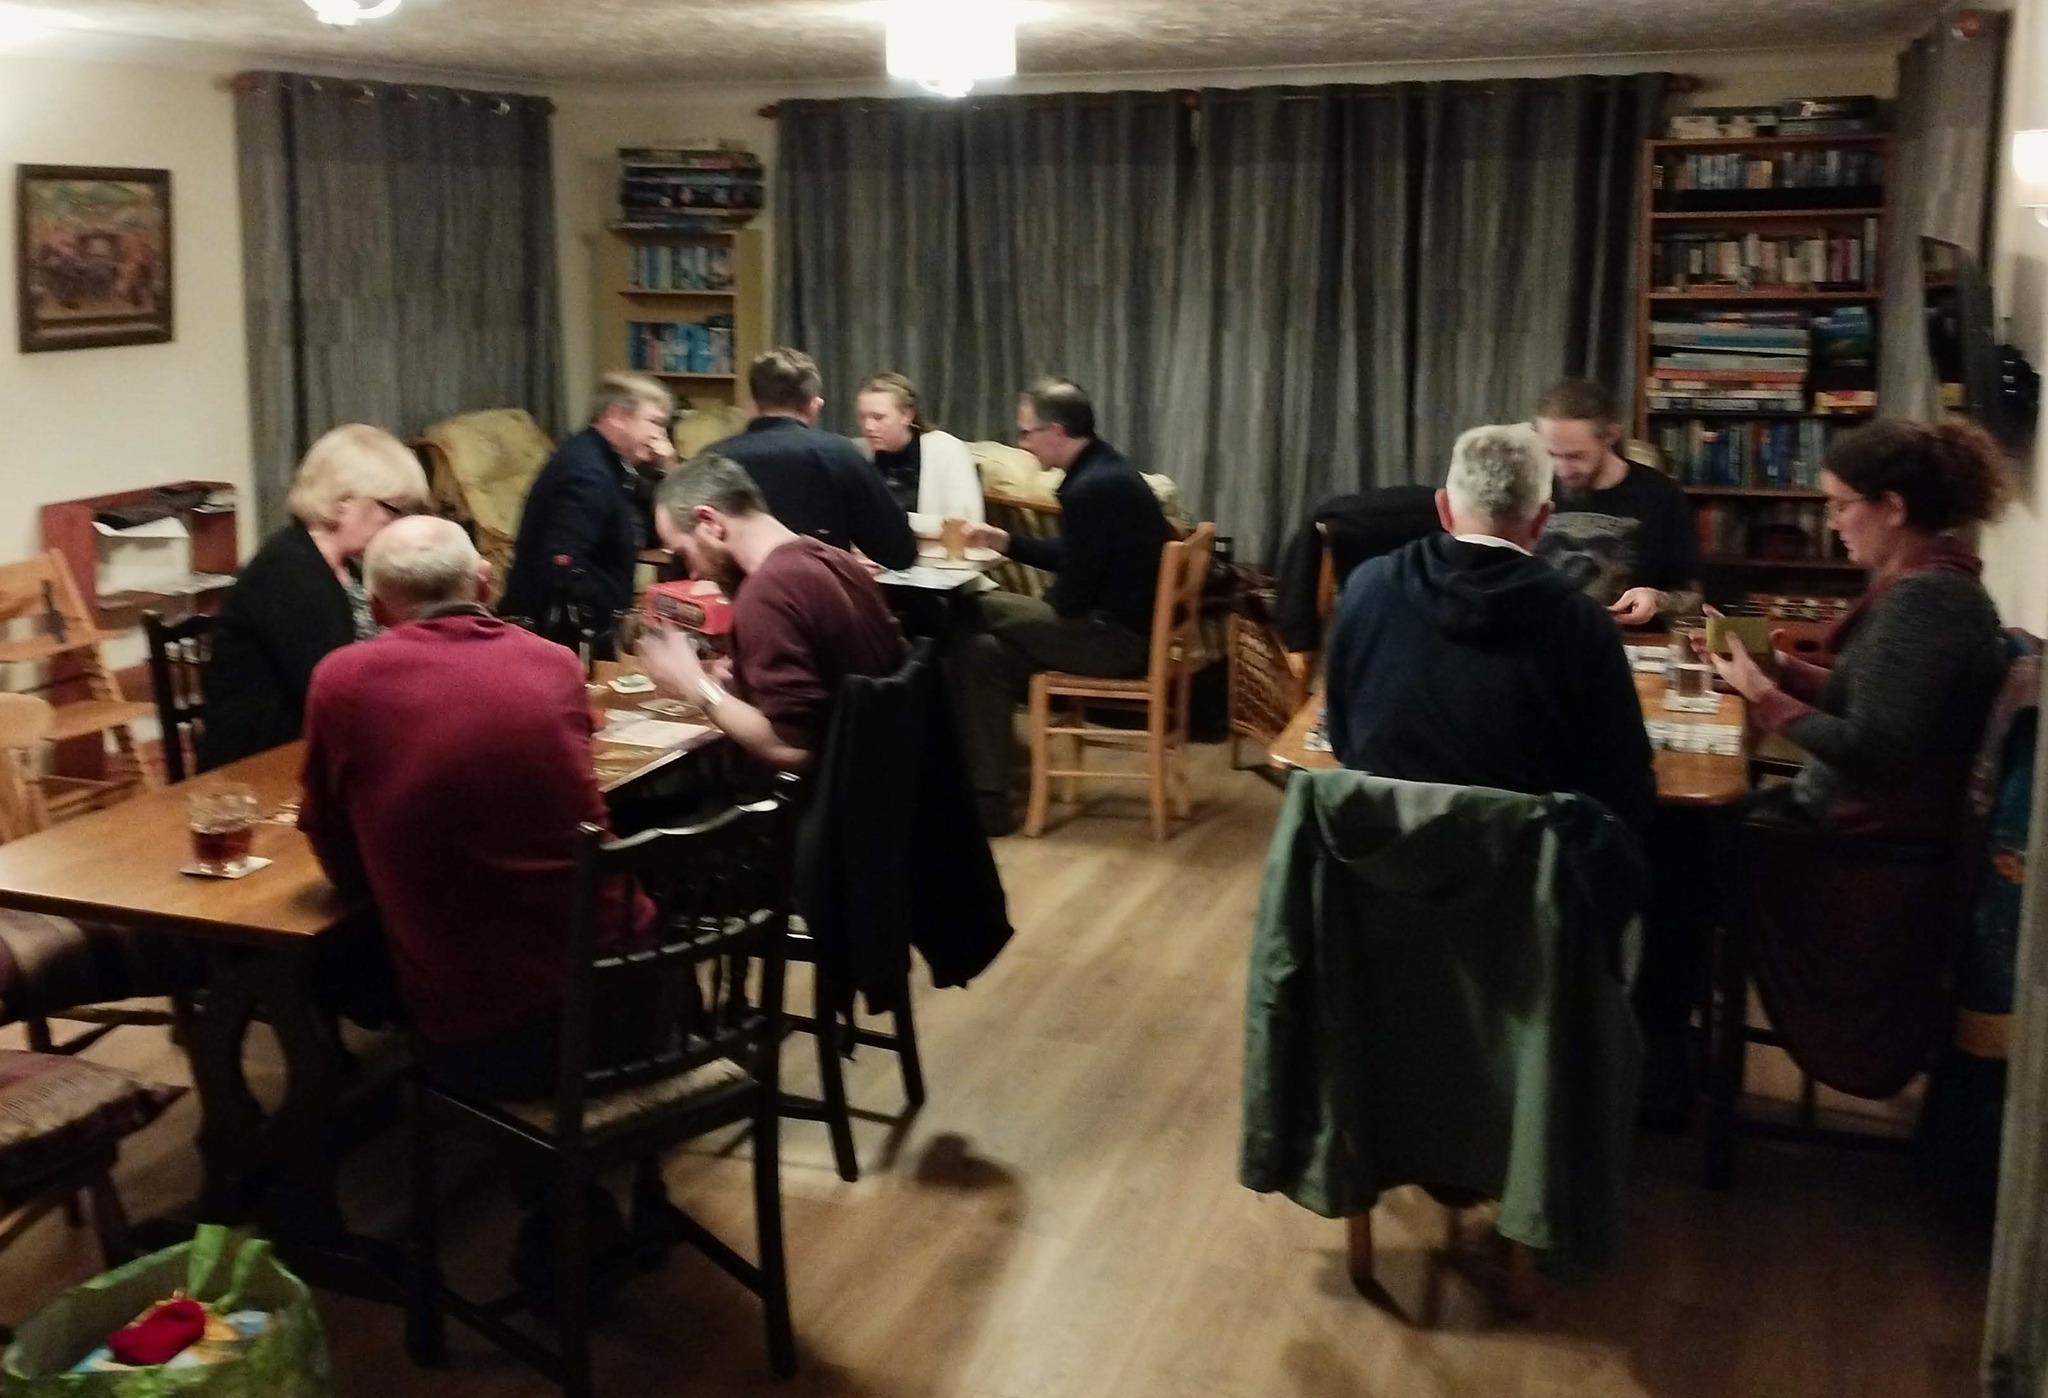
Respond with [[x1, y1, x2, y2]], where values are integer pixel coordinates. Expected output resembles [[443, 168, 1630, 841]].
[[883, 1, 1020, 99], [305, 0, 401, 28], [0, 2, 69, 47]]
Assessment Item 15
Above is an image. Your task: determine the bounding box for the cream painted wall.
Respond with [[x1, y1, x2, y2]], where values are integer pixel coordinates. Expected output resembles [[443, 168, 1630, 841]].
[[551, 42, 1904, 421], [0, 48, 255, 564], [1987, 0, 2048, 635]]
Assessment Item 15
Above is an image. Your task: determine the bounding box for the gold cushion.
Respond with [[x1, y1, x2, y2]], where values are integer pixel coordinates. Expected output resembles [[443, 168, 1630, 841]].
[[673, 405, 751, 461], [421, 409, 555, 542], [968, 441, 1061, 500], [501, 1056, 749, 1136]]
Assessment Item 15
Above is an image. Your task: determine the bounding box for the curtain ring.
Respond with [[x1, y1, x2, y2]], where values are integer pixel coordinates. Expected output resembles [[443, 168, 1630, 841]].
[[491, 97, 512, 116], [354, 82, 376, 104]]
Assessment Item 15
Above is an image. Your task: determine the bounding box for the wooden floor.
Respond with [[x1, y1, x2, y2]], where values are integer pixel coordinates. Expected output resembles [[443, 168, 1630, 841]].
[[2, 750, 1989, 1396]]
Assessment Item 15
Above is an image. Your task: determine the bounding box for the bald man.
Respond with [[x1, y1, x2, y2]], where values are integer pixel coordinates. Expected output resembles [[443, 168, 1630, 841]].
[[299, 516, 647, 1101]]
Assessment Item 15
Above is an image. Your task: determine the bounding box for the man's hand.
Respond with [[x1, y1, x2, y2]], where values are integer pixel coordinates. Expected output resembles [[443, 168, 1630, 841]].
[[1704, 632, 1775, 703], [1607, 587, 1665, 627], [639, 627, 706, 700], [964, 522, 1011, 554]]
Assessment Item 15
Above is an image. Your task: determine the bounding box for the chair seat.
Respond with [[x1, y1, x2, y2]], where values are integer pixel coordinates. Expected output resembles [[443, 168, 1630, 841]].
[[43, 700, 157, 744], [1037, 672, 1150, 699], [499, 1056, 749, 1136], [0, 910, 203, 1025]]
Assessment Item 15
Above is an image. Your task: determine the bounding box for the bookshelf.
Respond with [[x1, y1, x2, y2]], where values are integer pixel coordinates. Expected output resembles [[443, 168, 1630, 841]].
[[1633, 130, 1892, 600], [595, 225, 765, 411]]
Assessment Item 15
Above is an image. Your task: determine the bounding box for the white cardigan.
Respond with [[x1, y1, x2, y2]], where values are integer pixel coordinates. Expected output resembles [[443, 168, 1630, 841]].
[[861, 429, 984, 538]]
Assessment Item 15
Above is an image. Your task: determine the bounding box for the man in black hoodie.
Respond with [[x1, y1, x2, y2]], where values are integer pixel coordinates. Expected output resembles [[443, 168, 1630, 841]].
[[1325, 423, 1654, 837]]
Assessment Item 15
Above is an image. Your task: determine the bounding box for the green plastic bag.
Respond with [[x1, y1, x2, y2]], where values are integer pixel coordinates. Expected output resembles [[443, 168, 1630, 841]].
[[2, 1226, 334, 1397]]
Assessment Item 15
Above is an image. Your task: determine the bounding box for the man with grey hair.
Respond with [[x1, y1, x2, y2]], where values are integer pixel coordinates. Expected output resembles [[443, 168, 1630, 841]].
[[300, 513, 649, 1100], [1323, 423, 1654, 836], [500, 370, 677, 642]]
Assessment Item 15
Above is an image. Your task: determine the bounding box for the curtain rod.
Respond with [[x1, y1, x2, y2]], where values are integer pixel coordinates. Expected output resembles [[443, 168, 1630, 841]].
[[757, 73, 1697, 120], [224, 70, 555, 113]]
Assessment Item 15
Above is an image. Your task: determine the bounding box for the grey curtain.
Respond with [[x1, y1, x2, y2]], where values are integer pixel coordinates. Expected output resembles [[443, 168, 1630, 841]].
[[777, 75, 1661, 563], [235, 73, 561, 531], [1879, 18, 2008, 419], [1989, 732, 2048, 1397]]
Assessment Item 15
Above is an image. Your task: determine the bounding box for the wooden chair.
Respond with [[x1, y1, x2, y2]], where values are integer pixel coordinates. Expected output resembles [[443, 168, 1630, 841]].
[[981, 489, 1062, 599], [406, 786, 799, 1395], [142, 611, 211, 785], [0, 692, 191, 1059], [1226, 610, 1307, 771], [0, 552, 155, 822], [1025, 523, 1217, 841]]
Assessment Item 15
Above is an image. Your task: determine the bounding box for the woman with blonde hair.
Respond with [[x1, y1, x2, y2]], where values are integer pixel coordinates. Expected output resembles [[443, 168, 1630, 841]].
[[854, 371, 984, 537], [199, 423, 431, 770]]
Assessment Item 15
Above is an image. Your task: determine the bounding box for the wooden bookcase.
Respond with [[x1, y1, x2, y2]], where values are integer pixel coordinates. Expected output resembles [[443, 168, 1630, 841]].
[[1632, 132, 1891, 602], [593, 225, 765, 412]]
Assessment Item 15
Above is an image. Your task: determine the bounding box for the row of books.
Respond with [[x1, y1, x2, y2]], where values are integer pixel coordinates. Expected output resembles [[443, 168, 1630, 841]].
[[1695, 502, 1845, 562], [1653, 418, 1849, 488], [626, 317, 736, 377], [1655, 149, 1883, 192], [1666, 96, 1882, 140], [1652, 225, 1879, 292], [618, 146, 764, 229], [629, 243, 735, 293], [1646, 308, 1875, 414]]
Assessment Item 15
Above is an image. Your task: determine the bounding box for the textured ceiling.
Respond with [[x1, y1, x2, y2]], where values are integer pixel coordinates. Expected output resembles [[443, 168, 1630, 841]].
[[20, 0, 1938, 84]]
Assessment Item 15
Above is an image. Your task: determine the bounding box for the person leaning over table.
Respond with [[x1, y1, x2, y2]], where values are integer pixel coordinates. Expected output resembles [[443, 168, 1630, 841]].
[[1700, 417, 2010, 840], [950, 376, 1176, 835], [707, 348, 919, 571], [198, 423, 429, 772], [637, 452, 909, 778], [1533, 378, 1703, 627], [297, 514, 665, 1307], [854, 370, 985, 537]]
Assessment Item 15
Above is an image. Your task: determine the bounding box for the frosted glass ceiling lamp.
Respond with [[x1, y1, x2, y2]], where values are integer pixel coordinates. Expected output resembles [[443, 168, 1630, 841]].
[[0, 3, 67, 47], [306, 0, 401, 27], [2016, 129, 2048, 229], [884, 2, 1018, 99]]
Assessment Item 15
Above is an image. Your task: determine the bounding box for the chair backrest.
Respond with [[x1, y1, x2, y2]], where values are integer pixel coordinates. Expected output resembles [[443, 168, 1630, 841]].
[[415, 408, 556, 584], [1145, 522, 1218, 697], [0, 692, 53, 842], [672, 403, 750, 460], [1313, 486, 1442, 627], [550, 778, 798, 1143], [143, 611, 212, 786], [0, 552, 104, 670]]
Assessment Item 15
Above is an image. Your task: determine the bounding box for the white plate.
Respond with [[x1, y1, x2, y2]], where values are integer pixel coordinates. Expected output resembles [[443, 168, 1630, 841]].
[[916, 546, 1001, 569]]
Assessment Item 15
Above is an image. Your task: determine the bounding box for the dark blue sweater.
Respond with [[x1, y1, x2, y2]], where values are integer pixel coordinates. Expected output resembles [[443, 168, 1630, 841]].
[[1325, 534, 1654, 835], [499, 427, 640, 626], [711, 417, 917, 570], [1005, 440, 1174, 638]]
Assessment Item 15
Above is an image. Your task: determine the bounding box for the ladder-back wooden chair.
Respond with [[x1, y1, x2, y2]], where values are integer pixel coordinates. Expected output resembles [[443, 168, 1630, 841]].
[[1025, 523, 1217, 841]]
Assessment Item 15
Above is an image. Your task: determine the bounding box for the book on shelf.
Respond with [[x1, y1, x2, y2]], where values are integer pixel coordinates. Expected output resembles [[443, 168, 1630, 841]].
[[1654, 148, 1884, 192], [1647, 308, 1811, 410], [1652, 223, 1879, 292], [627, 316, 736, 376], [1695, 500, 1844, 562], [1663, 95, 1881, 141], [1654, 417, 1847, 488], [628, 242, 734, 293], [617, 144, 764, 228]]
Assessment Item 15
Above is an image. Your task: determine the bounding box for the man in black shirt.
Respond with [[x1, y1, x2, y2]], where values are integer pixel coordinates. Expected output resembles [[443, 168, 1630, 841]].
[[500, 372, 673, 640], [709, 348, 917, 571], [1328, 423, 1654, 838], [1533, 379, 1702, 625], [953, 377, 1175, 832]]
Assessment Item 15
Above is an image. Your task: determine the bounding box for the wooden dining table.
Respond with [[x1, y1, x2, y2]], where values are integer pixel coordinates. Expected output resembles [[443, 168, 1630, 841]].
[[1267, 667, 1755, 807], [0, 669, 724, 1300]]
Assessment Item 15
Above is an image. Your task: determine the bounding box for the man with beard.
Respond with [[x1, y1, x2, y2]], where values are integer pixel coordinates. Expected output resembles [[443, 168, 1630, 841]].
[[1533, 379, 1701, 626], [637, 453, 907, 775]]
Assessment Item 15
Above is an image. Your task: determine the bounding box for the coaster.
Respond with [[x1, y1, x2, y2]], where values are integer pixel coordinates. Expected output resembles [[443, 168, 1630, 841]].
[[609, 673, 656, 695], [181, 857, 274, 881], [1665, 693, 1721, 714], [640, 698, 697, 718]]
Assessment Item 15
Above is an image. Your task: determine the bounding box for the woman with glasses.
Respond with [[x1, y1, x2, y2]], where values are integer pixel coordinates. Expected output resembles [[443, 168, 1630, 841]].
[[199, 423, 431, 771], [1703, 417, 2011, 837]]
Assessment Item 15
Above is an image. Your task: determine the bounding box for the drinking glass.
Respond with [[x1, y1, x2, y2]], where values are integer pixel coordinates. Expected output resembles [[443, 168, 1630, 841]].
[[188, 783, 258, 874], [613, 610, 644, 678]]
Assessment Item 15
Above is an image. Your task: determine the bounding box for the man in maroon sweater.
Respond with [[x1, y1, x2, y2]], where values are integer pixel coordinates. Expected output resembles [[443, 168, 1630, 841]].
[[299, 515, 644, 1098], [639, 453, 907, 773]]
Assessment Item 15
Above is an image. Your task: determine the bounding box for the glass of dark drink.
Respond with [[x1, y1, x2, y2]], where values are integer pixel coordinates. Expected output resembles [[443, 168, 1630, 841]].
[[188, 783, 258, 875]]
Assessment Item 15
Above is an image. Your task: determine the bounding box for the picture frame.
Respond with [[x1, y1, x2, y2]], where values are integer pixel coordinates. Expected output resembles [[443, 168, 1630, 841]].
[[16, 164, 174, 353]]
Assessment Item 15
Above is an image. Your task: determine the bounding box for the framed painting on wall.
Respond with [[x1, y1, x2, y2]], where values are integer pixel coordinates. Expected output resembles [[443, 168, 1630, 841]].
[[16, 164, 174, 353]]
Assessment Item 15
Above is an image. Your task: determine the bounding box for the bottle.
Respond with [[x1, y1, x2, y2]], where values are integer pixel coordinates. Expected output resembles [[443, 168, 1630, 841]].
[[540, 554, 596, 678]]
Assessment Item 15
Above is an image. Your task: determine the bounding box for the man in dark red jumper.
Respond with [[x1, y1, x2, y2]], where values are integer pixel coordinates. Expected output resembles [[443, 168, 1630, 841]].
[[299, 514, 645, 1100], [639, 453, 907, 773]]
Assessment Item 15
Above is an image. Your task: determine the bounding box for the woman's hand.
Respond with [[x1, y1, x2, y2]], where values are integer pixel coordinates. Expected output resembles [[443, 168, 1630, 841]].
[[1703, 632, 1776, 703], [1607, 587, 1665, 627]]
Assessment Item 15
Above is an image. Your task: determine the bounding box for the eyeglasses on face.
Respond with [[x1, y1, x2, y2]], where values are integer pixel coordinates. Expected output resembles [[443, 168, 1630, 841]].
[[1821, 493, 1869, 520], [374, 498, 427, 518]]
